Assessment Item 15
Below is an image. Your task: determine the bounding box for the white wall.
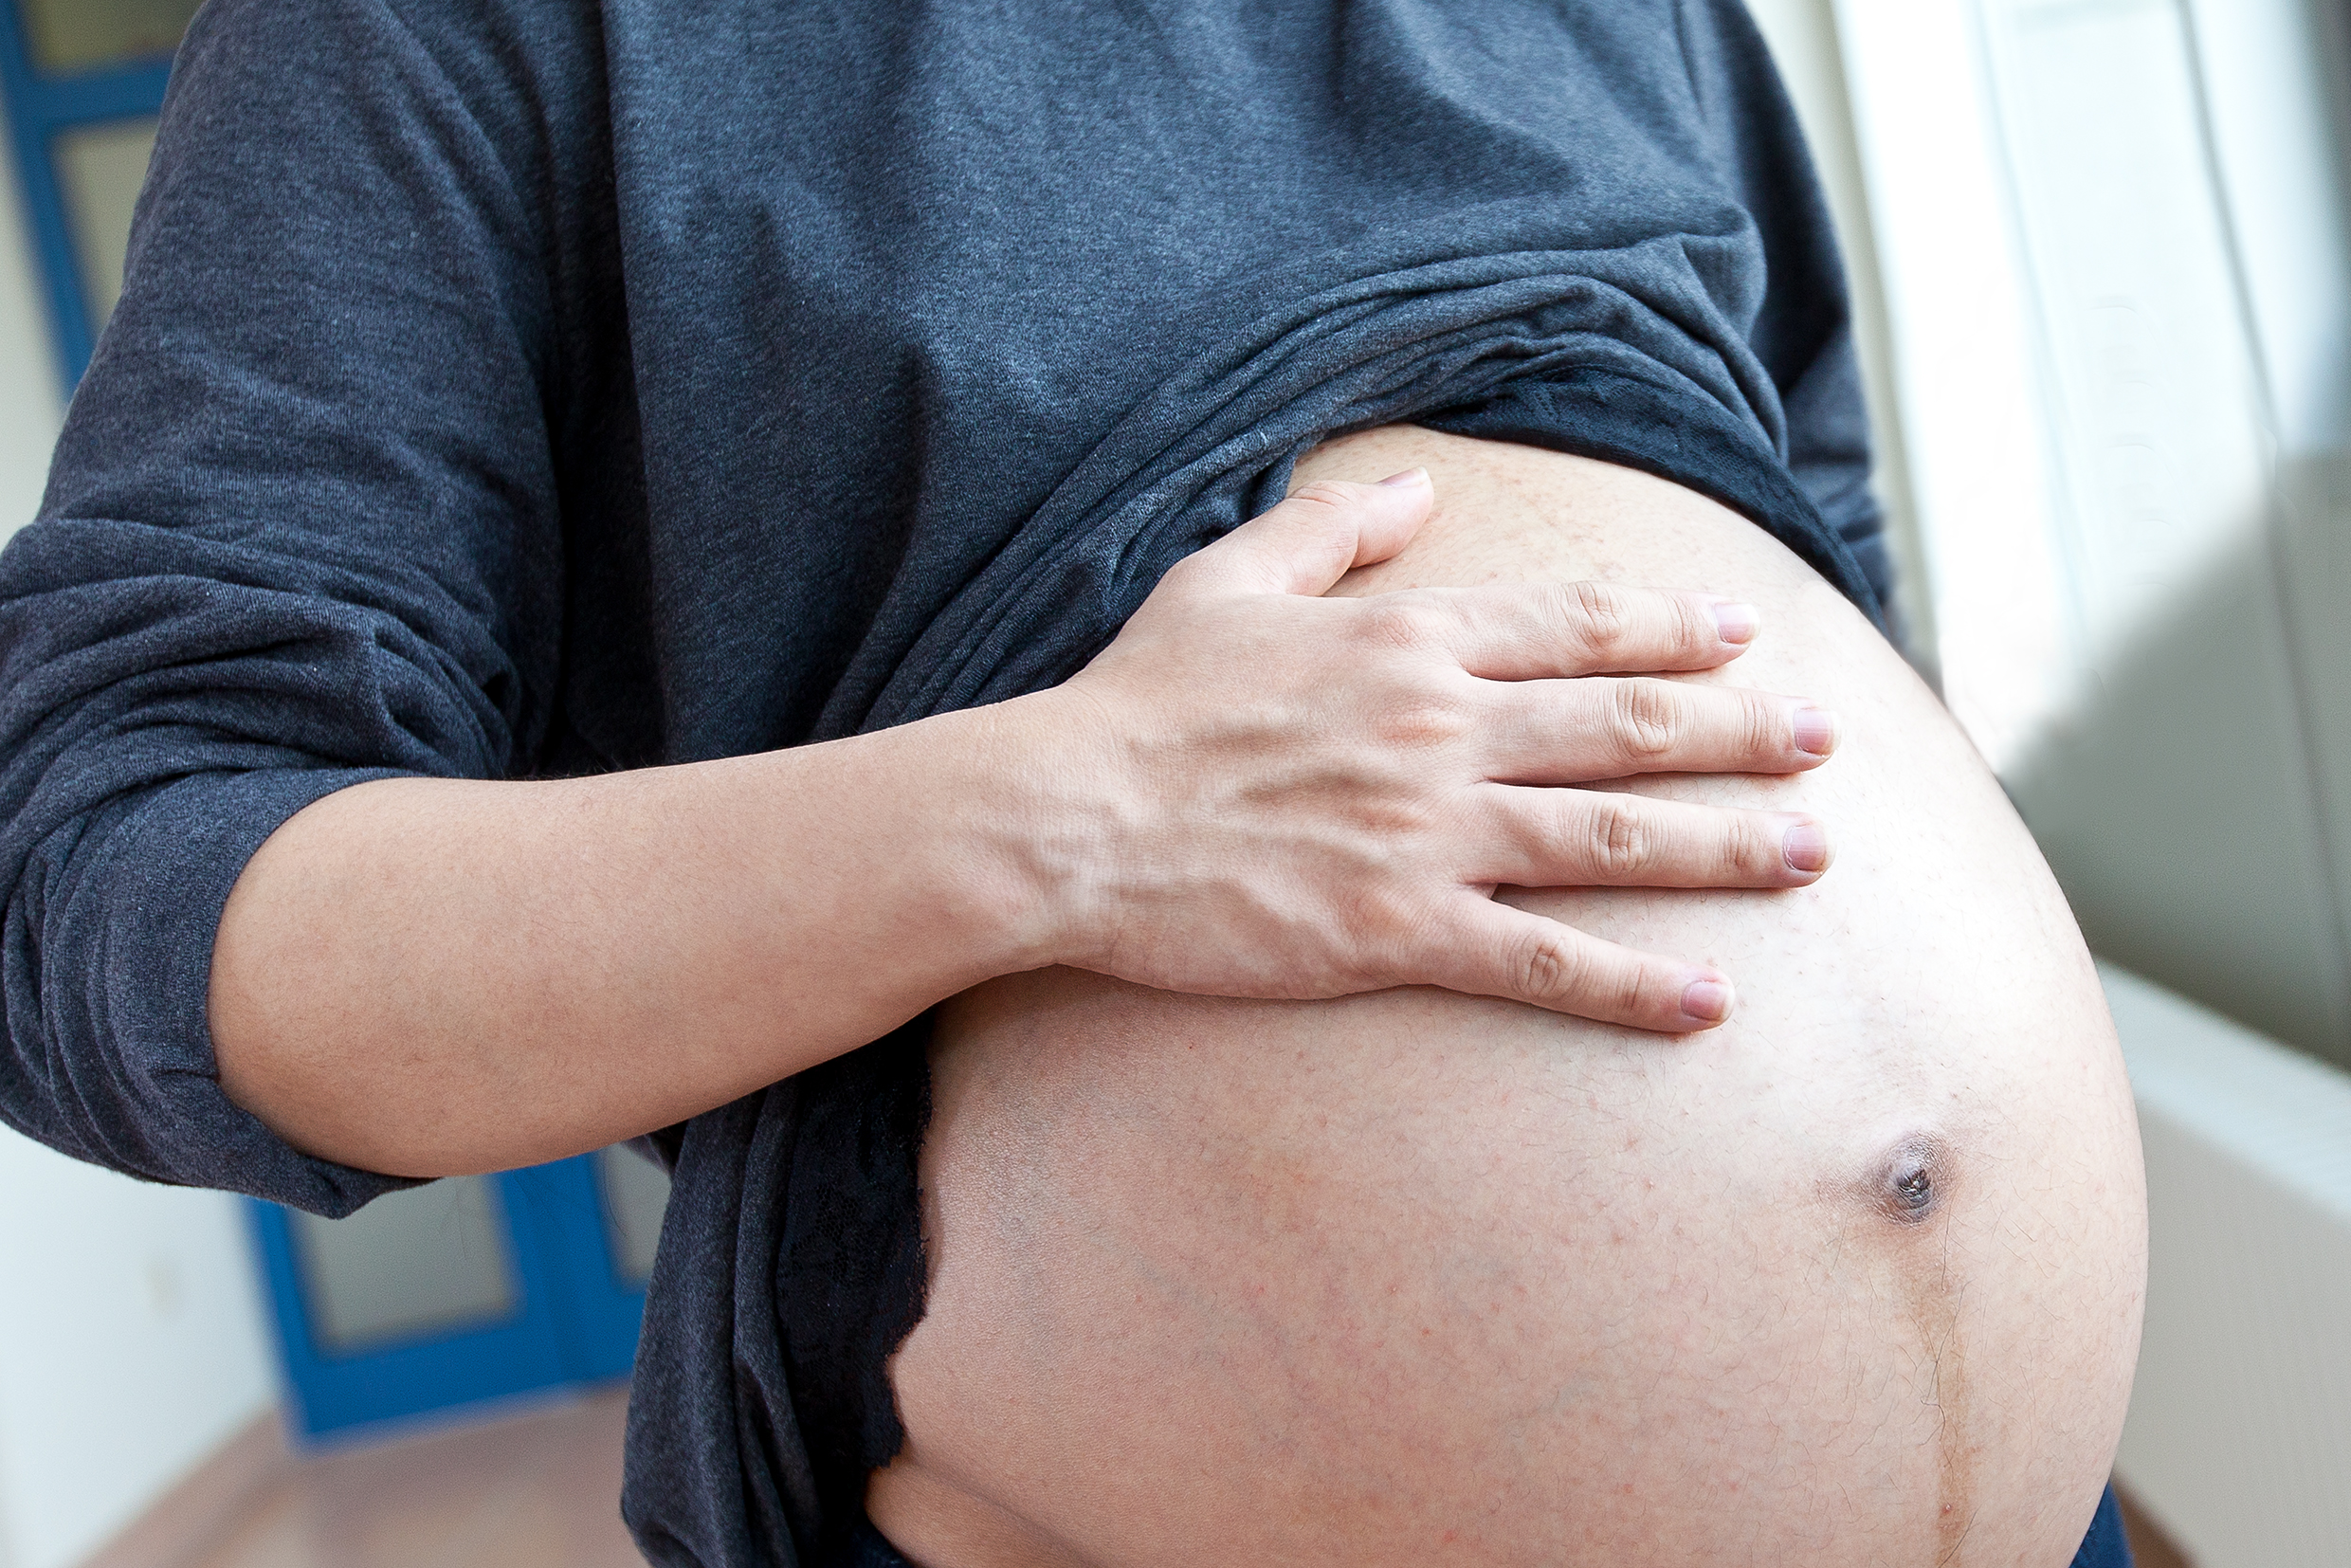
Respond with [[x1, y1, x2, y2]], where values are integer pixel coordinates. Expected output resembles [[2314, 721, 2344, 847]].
[[1828, 0, 2351, 1066], [2106, 963, 2351, 1567], [0, 106, 279, 1568], [0, 1139, 278, 1568]]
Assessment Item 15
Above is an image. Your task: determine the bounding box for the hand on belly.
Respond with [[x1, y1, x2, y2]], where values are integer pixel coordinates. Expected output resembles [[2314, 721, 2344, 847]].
[[1039, 461, 1844, 1034], [869, 431, 2147, 1568]]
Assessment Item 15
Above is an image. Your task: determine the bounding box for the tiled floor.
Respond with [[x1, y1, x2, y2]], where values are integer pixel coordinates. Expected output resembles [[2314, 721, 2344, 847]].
[[192, 1393, 644, 1568]]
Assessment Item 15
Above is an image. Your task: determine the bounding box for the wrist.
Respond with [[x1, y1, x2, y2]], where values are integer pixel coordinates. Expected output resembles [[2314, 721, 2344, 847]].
[[946, 684, 1133, 976]]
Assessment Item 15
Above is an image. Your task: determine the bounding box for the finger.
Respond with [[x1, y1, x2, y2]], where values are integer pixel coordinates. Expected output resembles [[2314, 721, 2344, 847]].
[[1467, 787, 1832, 889], [1167, 470, 1434, 597], [1402, 580, 1760, 680], [1481, 677, 1838, 781], [1414, 895, 1738, 1031]]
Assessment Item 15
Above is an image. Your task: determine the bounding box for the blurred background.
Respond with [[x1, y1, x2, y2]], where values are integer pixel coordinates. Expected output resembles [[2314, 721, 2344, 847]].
[[1, 0, 2347, 1565]]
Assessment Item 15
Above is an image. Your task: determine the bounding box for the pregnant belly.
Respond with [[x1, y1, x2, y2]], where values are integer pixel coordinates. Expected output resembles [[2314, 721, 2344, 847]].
[[868, 430, 2146, 1568]]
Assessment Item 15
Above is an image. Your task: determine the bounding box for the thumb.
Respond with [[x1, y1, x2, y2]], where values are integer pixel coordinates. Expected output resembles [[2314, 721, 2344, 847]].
[[1177, 468, 1433, 597]]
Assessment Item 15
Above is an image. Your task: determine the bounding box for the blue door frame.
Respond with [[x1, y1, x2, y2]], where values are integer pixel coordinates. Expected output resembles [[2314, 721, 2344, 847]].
[[0, 0, 174, 389], [247, 1156, 652, 1441]]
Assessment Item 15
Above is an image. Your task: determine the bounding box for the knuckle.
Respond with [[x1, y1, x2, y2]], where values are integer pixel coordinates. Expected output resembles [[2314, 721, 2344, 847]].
[[1515, 929, 1587, 1004], [1286, 479, 1370, 522], [1586, 795, 1654, 878], [1608, 961, 1657, 1021], [1704, 815, 1766, 883], [1373, 680, 1474, 748], [1352, 881, 1456, 984], [1567, 579, 1633, 658], [1727, 812, 1774, 876], [1673, 593, 1717, 654], [1742, 694, 1788, 757], [1608, 678, 1683, 763], [1356, 593, 1449, 654], [1380, 895, 1450, 975], [1272, 482, 1368, 556]]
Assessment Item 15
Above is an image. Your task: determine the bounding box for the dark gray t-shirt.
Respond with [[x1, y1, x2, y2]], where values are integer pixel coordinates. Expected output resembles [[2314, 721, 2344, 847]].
[[0, 1, 1883, 1562]]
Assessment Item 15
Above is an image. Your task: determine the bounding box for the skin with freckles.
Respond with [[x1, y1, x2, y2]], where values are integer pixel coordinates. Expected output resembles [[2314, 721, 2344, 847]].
[[868, 429, 2148, 1568]]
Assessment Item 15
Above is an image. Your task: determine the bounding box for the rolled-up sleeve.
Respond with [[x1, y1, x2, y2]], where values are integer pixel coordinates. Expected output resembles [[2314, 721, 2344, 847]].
[[0, 0, 569, 1212]]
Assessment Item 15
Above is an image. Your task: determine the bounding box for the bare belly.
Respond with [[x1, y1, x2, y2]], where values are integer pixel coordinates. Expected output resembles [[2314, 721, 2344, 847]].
[[868, 429, 2147, 1568]]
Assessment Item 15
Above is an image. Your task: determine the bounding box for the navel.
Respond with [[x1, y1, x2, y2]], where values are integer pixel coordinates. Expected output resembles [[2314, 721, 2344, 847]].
[[1849, 1127, 1975, 1559], [1871, 1130, 1951, 1227]]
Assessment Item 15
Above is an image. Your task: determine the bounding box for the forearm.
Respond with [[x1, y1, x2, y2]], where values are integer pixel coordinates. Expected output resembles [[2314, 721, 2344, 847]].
[[210, 470, 1834, 1180], [210, 694, 1083, 1176]]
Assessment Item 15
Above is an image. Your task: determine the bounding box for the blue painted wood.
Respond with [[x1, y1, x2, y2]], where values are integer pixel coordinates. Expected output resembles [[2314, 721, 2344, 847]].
[[9, 60, 173, 124], [246, 1154, 651, 1439], [502, 1159, 652, 1383], [246, 1180, 575, 1440], [0, 0, 177, 388]]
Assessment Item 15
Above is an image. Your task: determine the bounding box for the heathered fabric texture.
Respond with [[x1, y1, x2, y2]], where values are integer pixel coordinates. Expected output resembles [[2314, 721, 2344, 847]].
[[0, 2, 1891, 1563]]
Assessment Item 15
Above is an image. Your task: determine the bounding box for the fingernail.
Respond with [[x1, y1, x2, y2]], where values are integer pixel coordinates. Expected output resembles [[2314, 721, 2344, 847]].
[[1378, 466, 1431, 487], [1793, 706, 1838, 757], [1681, 976, 1735, 1025], [1782, 820, 1832, 874], [1711, 601, 1759, 645]]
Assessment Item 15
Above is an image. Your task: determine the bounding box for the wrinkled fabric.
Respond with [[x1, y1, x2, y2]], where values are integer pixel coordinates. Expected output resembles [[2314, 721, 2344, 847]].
[[0, 2, 1886, 1564]]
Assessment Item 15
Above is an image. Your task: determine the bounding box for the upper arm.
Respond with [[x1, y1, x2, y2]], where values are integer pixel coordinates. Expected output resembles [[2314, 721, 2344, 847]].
[[43, 0, 574, 752], [0, 0, 603, 1201]]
